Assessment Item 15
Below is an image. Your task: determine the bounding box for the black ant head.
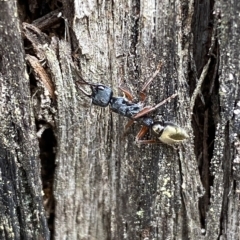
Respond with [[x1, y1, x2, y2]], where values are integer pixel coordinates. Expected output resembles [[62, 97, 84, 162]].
[[91, 84, 113, 107], [74, 70, 113, 107], [152, 121, 189, 144]]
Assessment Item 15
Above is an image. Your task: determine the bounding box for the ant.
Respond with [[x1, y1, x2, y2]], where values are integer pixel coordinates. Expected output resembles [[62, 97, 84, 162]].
[[75, 63, 189, 145]]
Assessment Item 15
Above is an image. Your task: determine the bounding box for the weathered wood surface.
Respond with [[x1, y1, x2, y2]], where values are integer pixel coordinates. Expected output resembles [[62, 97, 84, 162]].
[[0, 1, 49, 239], [58, 0, 204, 239], [0, 0, 240, 239], [205, 1, 240, 239]]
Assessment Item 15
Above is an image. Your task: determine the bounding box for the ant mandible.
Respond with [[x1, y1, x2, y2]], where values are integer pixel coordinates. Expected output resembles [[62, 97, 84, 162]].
[[75, 62, 189, 145]]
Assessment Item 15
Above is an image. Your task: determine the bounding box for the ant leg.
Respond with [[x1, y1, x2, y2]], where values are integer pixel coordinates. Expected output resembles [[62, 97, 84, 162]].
[[124, 119, 135, 132], [135, 126, 149, 141], [133, 93, 178, 119], [133, 106, 153, 118], [118, 62, 163, 102], [139, 62, 163, 101], [118, 86, 134, 101], [135, 126, 159, 144], [117, 76, 134, 101]]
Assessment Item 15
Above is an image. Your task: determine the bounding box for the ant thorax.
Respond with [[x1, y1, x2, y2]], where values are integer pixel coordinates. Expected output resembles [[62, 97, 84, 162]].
[[110, 97, 143, 118]]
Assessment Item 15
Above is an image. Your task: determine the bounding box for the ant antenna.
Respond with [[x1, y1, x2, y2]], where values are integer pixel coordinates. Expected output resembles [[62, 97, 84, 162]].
[[70, 62, 96, 98], [75, 82, 92, 98]]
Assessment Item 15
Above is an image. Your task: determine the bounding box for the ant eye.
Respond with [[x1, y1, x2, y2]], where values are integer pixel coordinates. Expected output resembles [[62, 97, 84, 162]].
[[98, 85, 105, 90]]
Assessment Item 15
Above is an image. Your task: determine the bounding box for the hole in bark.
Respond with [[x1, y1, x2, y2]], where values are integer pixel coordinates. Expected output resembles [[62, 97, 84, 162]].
[[191, 0, 219, 230], [39, 127, 57, 239], [192, 53, 220, 230]]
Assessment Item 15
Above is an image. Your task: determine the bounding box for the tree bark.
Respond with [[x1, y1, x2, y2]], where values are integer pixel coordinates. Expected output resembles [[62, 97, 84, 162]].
[[0, 1, 49, 239], [1, 0, 240, 239]]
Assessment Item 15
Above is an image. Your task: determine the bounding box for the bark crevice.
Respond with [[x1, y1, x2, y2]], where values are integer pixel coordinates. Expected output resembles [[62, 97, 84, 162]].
[[191, 0, 220, 230]]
